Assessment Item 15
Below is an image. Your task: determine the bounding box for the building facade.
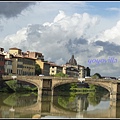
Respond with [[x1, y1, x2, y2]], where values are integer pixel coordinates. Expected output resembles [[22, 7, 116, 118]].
[[22, 51, 44, 61], [0, 54, 5, 75], [4, 58, 12, 75], [63, 55, 91, 78], [9, 47, 22, 55], [8, 47, 36, 75], [49, 62, 63, 76], [0, 47, 91, 78], [22, 57, 35, 75], [36, 59, 50, 76]]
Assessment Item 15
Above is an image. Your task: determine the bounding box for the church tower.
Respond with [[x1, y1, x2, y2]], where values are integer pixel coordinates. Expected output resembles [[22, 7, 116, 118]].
[[68, 55, 77, 66]]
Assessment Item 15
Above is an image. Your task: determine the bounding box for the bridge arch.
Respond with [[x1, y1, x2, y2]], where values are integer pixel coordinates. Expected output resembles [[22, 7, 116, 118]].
[[84, 79, 120, 101], [85, 82, 111, 92], [8, 78, 41, 97], [52, 79, 78, 90], [2, 75, 43, 96], [16, 78, 39, 88], [52, 79, 111, 93]]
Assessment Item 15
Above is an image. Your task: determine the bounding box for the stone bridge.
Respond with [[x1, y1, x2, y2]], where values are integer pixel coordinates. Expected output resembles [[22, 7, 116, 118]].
[[1, 75, 120, 102]]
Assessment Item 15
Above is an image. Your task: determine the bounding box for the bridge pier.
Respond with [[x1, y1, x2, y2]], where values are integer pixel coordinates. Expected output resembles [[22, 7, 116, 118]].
[[37, 79, 43, 101], [51, 88, 54, 96], [110, 83, 120, 107], [9, 109, 15, 118], [50, 88, 54, 104], [110, 92, 117, 102], [37, 88, 42, 101], [109, 100, 120, 118], [110, 93, 120, 107]]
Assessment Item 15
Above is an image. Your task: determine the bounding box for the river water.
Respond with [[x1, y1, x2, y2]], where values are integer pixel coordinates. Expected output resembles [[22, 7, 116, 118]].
[[0, 90, 120, 119]]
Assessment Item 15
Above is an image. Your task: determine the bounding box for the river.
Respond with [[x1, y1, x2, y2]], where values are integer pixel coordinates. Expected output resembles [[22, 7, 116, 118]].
[[0, 89, 120, 119]]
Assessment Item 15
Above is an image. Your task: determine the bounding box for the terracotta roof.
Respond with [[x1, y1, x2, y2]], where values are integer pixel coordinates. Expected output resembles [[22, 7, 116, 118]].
[[50, 63, 62, 67], [0, 53, 5, 56], [13, 55, 36, 60], [23, 56, 36, 60], [78, 64, 85, 68], [9, 47, 22, 51], [12, 54, 23, 58], [5, 58, 12, 61]]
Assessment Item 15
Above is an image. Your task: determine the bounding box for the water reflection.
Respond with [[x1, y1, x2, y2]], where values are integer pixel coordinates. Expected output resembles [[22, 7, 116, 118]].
[[0, 91, 120, 118], [3, 93, 37, 107]]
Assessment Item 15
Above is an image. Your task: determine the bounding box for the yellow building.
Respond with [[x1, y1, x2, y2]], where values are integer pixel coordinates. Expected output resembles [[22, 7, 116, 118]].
[[12, 55, 23, 75], [36, 59, 50, 76], [11, 55, 36, 75], [36, 60, 63, 76], [9, 47, 22, 75], [49, 62, 63, 76], [78, 65, 85, 78], [22, 57, 35, 75], [22, 51, 44, 61], [9, 47, 35, 75], [9, 47, 22, 55]]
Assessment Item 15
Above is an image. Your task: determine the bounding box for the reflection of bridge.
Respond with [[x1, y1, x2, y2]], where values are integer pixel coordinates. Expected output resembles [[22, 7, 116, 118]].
[[0, 93, 120, 118], [1, 75, 120, 103]]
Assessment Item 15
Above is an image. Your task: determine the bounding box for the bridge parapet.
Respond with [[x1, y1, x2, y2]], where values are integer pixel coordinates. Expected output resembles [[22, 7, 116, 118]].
[[2, 75, 15, 80], [2, 75, 45, 81], [85, 78, 117, 82]]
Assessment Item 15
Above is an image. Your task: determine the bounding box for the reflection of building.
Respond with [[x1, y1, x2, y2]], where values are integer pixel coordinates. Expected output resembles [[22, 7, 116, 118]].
[[63, 55, 91, 78], [76, 95, 89, 112], [76, 95, 89, 118]]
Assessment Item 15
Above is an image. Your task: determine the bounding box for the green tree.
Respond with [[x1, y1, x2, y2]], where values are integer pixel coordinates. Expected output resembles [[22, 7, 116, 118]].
[[6, 80, 18, 92], [89, 84, 96, 90], [35, 64, 41, 75], [92, 73, 102, 79], [54, 72, 68, 77], [70, 83, 78, 91]]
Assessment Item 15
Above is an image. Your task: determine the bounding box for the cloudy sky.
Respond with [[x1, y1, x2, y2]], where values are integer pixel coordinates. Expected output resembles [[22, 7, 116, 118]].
[[0, 1, 120, 77]]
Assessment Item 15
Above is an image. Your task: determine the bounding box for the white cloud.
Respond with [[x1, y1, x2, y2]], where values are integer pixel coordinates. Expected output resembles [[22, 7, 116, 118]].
[[53, 10, 66, 23], [2, 27, 27, 49], [106, 7, 120, 12], [2, 10, 98, 57], [92, 20, 120, 45], [1, 10, 120, 77]]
